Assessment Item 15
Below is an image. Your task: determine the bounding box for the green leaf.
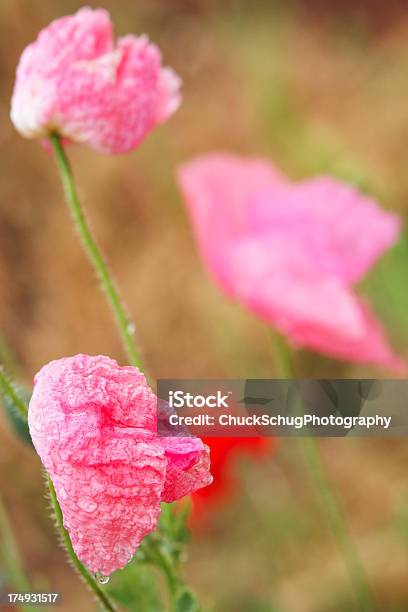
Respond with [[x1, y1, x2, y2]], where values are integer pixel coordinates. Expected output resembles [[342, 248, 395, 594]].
[[363, 233, 408, 350], [174, 589, 200, 612], [1, 385, 32, 447]]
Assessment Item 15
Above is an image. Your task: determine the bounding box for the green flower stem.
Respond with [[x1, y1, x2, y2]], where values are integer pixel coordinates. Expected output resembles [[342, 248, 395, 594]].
[[47, 476, 117, 612], [0, 367, 28, 420], [143, 503, 194, 611], [0, 495, 39, 612], [49, 133, 141, 369], [271, 333, 376, 612], [49, 136, 191, 609], [147, 537, 180, 603], [144, 538, 197, 612]]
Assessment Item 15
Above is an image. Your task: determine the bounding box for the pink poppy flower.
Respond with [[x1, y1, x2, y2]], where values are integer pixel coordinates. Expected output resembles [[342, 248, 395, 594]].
[[11, 8, 181, 154], [178, 154, 404, 370], [28, 354, 211, 576]]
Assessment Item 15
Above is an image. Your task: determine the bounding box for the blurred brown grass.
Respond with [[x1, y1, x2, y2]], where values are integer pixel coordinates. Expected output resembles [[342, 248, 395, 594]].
[[1, 1, 408, 611]]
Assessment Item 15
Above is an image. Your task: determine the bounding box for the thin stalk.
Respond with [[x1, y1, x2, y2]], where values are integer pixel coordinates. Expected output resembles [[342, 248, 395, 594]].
[[49, 133, 141, 369], [0, 495, 38, 612], [146, 542, 187, 612], [0, 367, 28, 420], [49, 134, 188, 601], [47, 476, 117, 612], [149, 539, 179, 603], [271, 333, 376, 612]]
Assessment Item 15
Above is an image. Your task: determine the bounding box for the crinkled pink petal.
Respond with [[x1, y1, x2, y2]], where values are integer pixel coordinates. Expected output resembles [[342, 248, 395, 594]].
[[11, 8, 181, 154], [160, 437, 212, 503], [28, 354, 211, 575], [178, 154, 404, 370]]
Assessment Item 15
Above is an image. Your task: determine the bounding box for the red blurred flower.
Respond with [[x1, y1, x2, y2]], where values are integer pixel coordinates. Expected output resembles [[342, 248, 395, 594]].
[[190, 436, 276, 526]]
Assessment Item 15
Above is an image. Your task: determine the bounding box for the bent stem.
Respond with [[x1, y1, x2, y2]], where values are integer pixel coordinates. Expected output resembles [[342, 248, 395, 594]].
[[49, 133, 141, 369], [271, 333, 375, 612], [47, 476, 117, 612]]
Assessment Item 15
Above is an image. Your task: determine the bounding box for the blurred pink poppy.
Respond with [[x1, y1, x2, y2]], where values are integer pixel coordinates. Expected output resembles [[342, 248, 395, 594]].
[[11, 8, 181, 154], [28, 354, 211, 575], [178, 154, 404, 370]]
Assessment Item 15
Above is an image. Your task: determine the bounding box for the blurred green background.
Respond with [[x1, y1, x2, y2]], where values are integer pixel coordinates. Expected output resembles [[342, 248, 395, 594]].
[[1, 1, 408, 610]]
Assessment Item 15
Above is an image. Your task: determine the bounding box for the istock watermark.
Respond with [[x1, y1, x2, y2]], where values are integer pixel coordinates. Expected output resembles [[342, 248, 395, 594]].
[[168, 390, 232, 409], [157, 379, 408, 437]]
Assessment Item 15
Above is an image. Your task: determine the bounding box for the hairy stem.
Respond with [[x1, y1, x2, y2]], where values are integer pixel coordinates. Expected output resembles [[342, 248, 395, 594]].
[[49, 135, 192, 609], [272, 333, 376, 612], [50, 133, 141, 369]]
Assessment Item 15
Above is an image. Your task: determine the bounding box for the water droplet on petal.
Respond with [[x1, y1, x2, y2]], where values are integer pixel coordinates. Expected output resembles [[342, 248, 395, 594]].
[[94, 572, 110, 585]]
